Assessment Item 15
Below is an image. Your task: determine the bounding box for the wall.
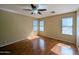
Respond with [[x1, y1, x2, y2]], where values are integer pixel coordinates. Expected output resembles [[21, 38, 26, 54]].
[[39, 12, 76, 44], [0, 10, 35, 47]]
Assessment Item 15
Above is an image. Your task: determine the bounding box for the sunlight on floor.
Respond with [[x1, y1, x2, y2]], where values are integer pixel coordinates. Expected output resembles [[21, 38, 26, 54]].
[[51, 43, 74, 55], [27, 35, 39, 40], [27, 31, 39, 40]]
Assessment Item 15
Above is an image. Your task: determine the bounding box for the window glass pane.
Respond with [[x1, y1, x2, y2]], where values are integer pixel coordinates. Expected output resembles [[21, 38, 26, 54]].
[[62, 17, 73, 26], [40, 19, 44, 31], [62, 27, 72, 35], [33, 19, 38, 32]]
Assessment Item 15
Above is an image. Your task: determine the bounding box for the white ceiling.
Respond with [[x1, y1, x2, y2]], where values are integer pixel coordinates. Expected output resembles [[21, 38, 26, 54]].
[[0, 4, 79, 18]]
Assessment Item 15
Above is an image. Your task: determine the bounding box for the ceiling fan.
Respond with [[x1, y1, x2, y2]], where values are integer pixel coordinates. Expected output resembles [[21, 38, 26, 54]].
[[23, 4, 47, 15]]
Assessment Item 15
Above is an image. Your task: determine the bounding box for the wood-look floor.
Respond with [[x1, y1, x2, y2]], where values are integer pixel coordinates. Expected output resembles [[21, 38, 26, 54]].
[[0, 35, 78, 55]]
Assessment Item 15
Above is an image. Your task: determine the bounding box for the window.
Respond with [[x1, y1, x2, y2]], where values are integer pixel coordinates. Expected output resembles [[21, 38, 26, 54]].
[[40, 19, 44, 31], [62, 17, 73, 35], [33, 19, 38, 32]]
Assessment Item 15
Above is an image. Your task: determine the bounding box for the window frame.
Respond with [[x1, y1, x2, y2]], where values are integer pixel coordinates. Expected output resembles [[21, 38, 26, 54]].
[[40, 19, 45, 32], [33, 19, 38, 32], [61, 16, 73, 35]]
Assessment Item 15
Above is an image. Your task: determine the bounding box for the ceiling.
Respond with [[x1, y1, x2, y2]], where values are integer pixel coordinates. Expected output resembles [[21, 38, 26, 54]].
[[0, 4, 79, 18]]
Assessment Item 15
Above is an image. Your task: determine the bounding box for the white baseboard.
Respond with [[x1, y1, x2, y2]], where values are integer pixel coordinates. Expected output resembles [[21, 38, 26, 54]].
[[41, 33, 75, 44], [0, 37, 27, 48]]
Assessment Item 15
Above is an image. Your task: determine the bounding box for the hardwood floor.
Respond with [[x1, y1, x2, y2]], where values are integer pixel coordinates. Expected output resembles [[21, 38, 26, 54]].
[[0, 35, 78, 55]]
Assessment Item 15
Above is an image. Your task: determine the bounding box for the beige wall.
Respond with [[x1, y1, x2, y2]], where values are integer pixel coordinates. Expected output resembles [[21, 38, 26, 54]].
[[0, 10, 35, 47], [39, 12, 76, 44], [0, 9, 77, 47]]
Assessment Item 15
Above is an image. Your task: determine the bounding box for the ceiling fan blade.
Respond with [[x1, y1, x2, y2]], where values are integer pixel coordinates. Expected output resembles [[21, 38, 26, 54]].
[[23, 9, 32, 11], [31, 4, 36, 9], [38, 12, 42, 14], [38, 9, 47, 11]]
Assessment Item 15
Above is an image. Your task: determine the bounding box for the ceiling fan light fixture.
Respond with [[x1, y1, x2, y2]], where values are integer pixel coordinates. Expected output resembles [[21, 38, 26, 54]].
[[32, 9, 38, 14]]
